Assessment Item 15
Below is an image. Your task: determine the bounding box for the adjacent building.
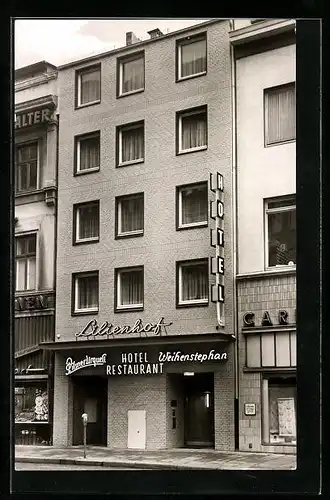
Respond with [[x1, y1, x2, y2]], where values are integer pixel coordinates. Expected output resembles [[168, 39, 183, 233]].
[[41, 20, 237, 450], [14, 61, 59, 445], [230, 19, 296, 453]]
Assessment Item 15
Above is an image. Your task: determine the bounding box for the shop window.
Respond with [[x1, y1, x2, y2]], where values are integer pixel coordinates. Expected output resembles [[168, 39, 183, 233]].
[[177, 33, 207, 81], [177, 258, 209, 307], [15, 234, 36, 291], [177, 182, 208, 229], [115, 193, 144, 238], [264, 83, 296, 146], [75, 132, 100, 174], [177, 106, 207, 154], [117, 52, 145, 97], [73, 200, 100, 244], [76, 65, 101, 107], [246, 331, 296, 368], [16, 142, 38, 193], [116, 121, 144, 166], [73, 271, 99, 314], [115, 266, 144, 312], [262, 376, 296, 445], [15, 386, 49, 423], [265, 195, 296, 268]]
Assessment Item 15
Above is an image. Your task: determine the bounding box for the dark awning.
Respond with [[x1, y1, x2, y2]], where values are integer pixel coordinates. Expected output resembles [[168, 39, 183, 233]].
[[40, 332, 235, 352]]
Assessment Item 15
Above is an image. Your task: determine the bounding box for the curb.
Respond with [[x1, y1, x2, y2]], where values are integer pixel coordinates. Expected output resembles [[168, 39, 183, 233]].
[[15, 457, 211, 470]]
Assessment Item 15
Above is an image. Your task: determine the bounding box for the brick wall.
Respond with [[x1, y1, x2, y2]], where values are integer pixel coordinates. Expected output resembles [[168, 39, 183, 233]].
[[214, 349, 235, 451], [108, 375, 167, 449], [166, 374, 185, 448], [237, 272, 296, 454], [53, 353, 72, 446], [55, 20, 233, 344]]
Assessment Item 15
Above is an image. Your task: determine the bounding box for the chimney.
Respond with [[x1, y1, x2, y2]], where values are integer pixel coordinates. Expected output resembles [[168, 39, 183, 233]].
[[147, 28, 164, 39], [126, 31, 141, 46]]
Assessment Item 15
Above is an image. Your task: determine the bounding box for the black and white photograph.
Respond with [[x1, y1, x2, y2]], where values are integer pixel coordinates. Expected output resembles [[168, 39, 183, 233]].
[[10, 16, 322, 495]]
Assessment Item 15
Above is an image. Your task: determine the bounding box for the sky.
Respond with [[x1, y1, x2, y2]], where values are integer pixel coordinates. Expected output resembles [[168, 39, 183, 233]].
[[14, 19, 210, 69]]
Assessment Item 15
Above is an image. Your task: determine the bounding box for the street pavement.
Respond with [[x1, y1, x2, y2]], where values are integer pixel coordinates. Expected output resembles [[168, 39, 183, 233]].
[[15, 462, 140, 470], [15, 445, 296, 470]]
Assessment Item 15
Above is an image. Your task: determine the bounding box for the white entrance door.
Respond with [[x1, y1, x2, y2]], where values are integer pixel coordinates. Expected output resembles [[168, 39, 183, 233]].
[[127, 410, 146, 449]]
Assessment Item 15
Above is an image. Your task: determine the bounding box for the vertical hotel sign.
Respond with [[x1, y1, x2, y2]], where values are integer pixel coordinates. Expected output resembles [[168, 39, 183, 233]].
[[210, 172, 225, 326]]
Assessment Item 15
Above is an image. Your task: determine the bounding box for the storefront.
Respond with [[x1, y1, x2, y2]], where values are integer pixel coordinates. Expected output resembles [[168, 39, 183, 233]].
[[237, 272, 297, 454], [41, 328, 235, 451]]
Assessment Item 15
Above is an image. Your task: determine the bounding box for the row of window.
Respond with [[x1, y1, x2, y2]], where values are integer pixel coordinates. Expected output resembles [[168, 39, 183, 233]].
[[73, 258, 209, 314], [15, 195, 296, 293], [76, 33, 207, 108], [15, 83, 295, 194]]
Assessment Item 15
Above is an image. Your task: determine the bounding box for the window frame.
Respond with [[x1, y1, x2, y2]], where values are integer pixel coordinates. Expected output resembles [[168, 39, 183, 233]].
[[117, 51, 145, 98], [264, 82, 296, 147], [176, 181, 208, 230], [74, 131, 101, 176], [176, 105, 208, 155], [15, 232, 38, 292], [176, 258, 209, 308], [114, 265, 144, 313], [75, 64, 101, 109], [73, 200, 100, 246], [15, 140, 40, 194], [176, 32, 207, 82], [115, 192, 144, 239], [264, 195, 296, 270], [261, 374, 297, 446], [72, 271, 99, 316], [116, 120, 145, 167]]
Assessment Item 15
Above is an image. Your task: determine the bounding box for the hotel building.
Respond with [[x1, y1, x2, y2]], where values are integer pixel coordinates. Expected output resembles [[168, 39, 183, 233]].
[[14, 61, 59, 445], [230, 19, 297, 453], [41, 20, 237, 450]]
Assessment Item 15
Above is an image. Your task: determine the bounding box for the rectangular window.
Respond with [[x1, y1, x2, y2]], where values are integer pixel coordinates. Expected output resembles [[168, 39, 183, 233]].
[[177, 107, 207, 154], [74, 201, 100, 244], [177, 182, 208, 229], [73, 271, 99, 314], [118, 53, 144, 96], [16, 142, 38, 193], [75, 132, 100, 174], [76, 65, 101, 107], [265, 195, 296, 268], [177, 34, 207, 80], [15, 386, 48, 423], [15, 234, 36, 291], [117, 122, 144, 166], [264, 83, 296, 145], [115, 266, 144, 311], [116, 193, 144, 238], [262, 377, 296, 445], [177, 259, 209, 307]]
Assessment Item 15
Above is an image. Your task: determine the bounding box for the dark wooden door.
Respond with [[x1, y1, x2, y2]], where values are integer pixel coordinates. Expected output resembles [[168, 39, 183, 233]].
[[72, 377, 107, 446], [184, 373, 214, 448]]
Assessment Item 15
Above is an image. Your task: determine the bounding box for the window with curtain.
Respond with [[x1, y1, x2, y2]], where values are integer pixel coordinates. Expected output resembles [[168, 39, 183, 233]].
[[116, 267, 143, 310], [177, 259, 209, 306], [116, 193, 144, 237], [76, 133, 100, 173], [265, 83, 296, 145], [178, 182, 208, 228], [178, 108, 207, 153], [74, 272, 99, 312], [119, 54, 144, 95], [75, 201, 99, 243], [15, 234, 36, 291], [266, 196, 296, 267], [77, 66, 101, 106], [178, 36, 206, 79], [118, 122, 144, 165], [16, 142, 38, 193]]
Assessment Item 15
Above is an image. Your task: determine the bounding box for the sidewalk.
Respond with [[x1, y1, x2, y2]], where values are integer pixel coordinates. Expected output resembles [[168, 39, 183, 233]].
[[15, 445, 296, 470]]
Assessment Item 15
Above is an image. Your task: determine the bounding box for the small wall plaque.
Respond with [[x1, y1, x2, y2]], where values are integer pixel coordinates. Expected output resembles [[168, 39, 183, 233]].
[[244, 403, 256, 416]]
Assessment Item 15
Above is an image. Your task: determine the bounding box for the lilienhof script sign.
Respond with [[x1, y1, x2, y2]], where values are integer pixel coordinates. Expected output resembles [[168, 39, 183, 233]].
[[75, 317, 173, 339]]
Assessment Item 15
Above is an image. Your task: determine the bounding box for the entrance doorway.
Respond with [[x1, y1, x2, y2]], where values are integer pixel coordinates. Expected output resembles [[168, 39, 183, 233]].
[[72, 376, 107, 446], [184, 372, 214, 448]]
